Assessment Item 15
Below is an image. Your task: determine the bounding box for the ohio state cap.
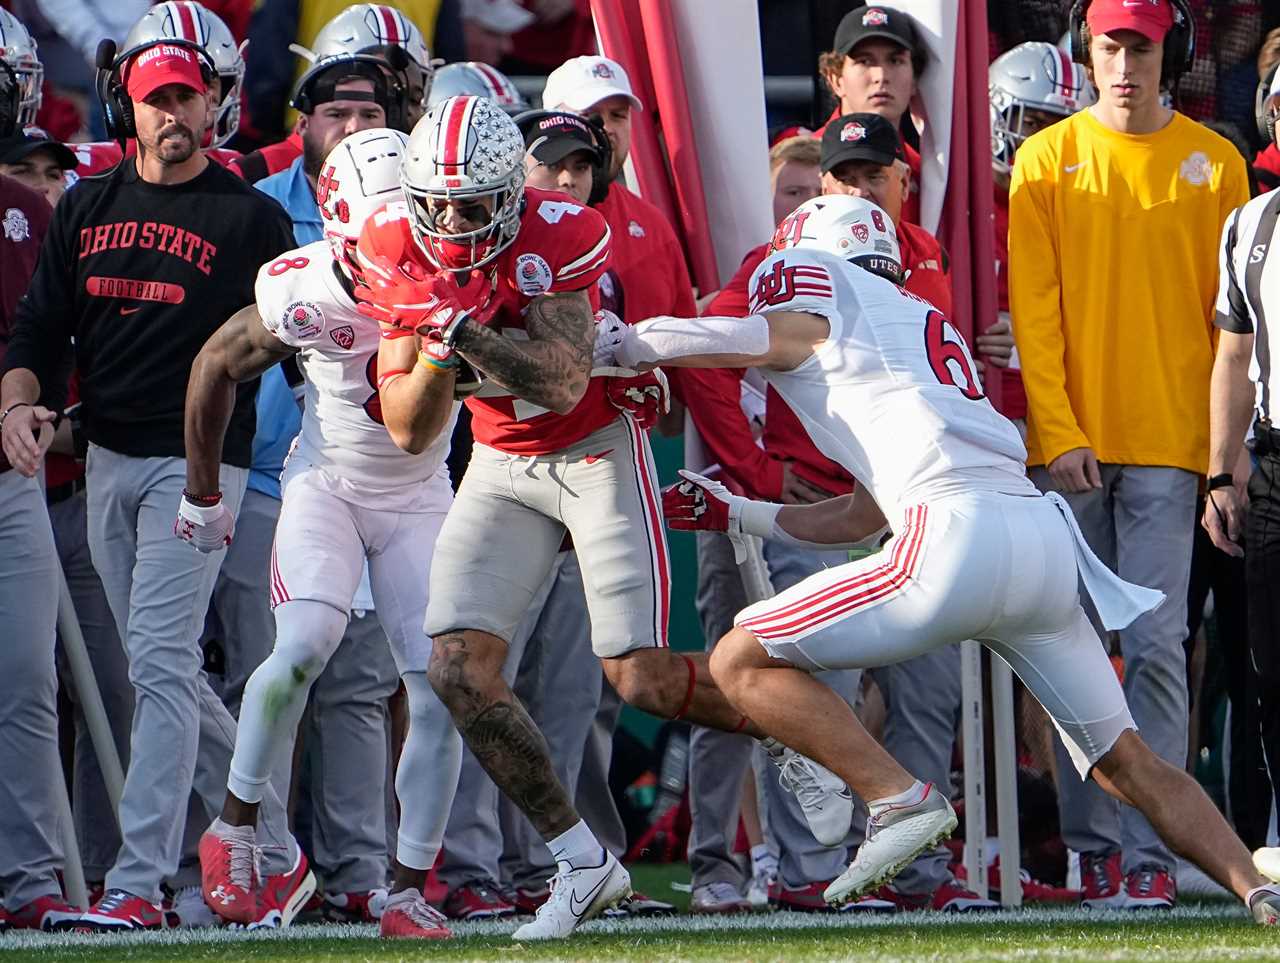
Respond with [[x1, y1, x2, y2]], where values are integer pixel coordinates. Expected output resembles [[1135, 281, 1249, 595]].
[[820, 113, 905, 173], [1086, 0, 1176, 44], [833, 5, 920, 56], [522, 111, 603, 166], [542, 56, 643, 114], [124, 43, 207, 102]]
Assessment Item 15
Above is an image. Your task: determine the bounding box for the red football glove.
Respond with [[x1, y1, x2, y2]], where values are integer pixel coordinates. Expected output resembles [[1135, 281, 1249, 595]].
[[607, 369, 670, 431], [412, 269, 499, 344], [662, 469, 751, 562], [353, 255, 440, 336]]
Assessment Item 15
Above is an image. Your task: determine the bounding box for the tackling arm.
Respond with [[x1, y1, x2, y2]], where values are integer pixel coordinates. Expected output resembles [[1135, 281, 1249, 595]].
[[377, 332, 457, 455], [604, 310, 827, 372], [452, 288, 594, 414], [184, 304, 297, 496]]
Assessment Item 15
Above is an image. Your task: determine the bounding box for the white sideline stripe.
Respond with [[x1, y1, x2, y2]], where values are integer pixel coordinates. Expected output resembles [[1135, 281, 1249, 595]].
[[3, 903, 1249, 952]]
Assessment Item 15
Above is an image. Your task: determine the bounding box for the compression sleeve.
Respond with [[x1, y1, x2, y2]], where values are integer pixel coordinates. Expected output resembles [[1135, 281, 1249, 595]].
[[616, 313, 771, 368]]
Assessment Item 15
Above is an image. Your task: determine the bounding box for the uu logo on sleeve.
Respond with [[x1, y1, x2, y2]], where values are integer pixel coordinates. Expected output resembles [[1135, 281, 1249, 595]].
[[283, 300, 325, 340], [516, 253, 554, 296]]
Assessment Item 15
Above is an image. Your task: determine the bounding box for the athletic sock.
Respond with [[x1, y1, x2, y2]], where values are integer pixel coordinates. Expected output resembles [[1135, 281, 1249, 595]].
[[867, 779, 927, 815], [547, 820, 604, 873]]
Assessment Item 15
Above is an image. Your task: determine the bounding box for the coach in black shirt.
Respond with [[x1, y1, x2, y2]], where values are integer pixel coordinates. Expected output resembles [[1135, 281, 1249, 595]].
[[0, 41, 300, 929]]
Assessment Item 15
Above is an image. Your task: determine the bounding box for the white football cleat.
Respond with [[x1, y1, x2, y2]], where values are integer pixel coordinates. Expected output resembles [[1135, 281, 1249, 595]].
[[511, 849, 631, 941], [824, 782, 957, 906], [1254, 848, 1280, 885], [763, 738, 853, 847]]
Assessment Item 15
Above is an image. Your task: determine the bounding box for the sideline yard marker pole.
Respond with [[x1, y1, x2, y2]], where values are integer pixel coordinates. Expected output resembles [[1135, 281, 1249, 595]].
[[991, 655, 1022, 906], [960, 640, 988, 895]]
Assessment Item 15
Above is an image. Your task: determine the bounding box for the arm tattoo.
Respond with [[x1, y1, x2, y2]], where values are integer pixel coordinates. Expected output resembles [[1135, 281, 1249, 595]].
[[452, 290, 594, 412], [429, 632, 578, 837]]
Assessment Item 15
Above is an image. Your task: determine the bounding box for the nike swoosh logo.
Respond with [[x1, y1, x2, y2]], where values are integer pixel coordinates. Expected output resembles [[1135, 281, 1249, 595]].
[[120, 305, 141, 315], [568, 871, 612, 918], [1064, 163, 1086, 173], [584, 449, 614, 465]]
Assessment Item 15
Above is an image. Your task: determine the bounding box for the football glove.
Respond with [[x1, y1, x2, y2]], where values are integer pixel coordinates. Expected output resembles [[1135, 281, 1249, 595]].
[[662, 469, 750, 561], [174, 492, 234, 553], [592, 309, 627, 369], [607, 369, 670, 431]]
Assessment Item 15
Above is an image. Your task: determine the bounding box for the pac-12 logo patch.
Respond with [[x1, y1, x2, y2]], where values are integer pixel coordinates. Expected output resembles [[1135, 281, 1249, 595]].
[[329, 324, 355, 349], [515, 253, 553, 296], [283, 300, 325, 340]]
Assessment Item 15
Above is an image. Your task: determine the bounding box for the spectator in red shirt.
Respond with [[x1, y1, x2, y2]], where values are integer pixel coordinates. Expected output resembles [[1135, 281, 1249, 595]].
[[816, 5, 926, 224]]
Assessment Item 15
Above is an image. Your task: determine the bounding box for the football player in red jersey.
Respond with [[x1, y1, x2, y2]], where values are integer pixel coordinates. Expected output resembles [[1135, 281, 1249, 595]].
[[357, 95, 847, 940]]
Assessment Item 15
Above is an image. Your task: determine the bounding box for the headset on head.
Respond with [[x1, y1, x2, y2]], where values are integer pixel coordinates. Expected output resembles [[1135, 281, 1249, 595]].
[[291, 46, 414, 133], [1257, 62, 1279, 148], [1067, 0, 1195, 90], [0, 60, 20, 140], [513, 108, 613, 206], [95, 37, 217, 146]]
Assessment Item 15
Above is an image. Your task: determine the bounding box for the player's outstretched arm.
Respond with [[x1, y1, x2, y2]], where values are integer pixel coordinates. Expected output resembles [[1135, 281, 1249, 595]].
[[453, 289, 594, 414], [376, 330, 457, 454], [184, 305, 297, 496], [597, 310, 826, 372]]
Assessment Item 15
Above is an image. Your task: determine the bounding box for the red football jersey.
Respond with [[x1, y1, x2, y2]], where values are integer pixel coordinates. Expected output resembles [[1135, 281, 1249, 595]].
[[70, 141, 241, 182], [360, 186, 614, 455]]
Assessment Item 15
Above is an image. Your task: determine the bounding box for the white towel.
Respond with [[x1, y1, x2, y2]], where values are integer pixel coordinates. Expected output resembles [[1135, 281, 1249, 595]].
[[1044, 491, 1166, 630]]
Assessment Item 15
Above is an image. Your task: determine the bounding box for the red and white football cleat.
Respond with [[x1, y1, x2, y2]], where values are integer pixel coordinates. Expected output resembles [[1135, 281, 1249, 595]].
[[198, 819, 260, 924], [379, 888, 452, 939], [246, 846, 316, 929], [6, 894, 82, 931], [75, 889, 164, 932]]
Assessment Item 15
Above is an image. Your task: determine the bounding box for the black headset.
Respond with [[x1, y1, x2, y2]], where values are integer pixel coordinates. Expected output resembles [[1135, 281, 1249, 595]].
[[513, 109, 613, 206], [95, 38, 217, 145], [0, 60, 20, 140], [1257, 62, 1279, 148], [1068, 0, 1195, 89], [291, 48, 414, 133]]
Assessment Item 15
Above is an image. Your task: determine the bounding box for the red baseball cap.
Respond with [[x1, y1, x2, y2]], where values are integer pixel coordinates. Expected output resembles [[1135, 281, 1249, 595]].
[[124, 43, 207, 102], [1086, 0, 1175, 44]]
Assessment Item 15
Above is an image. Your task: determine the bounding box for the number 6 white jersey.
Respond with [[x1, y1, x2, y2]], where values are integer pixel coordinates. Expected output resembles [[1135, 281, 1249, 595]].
[[747, 247, 1034, 520], [256, 241, 458, 510]]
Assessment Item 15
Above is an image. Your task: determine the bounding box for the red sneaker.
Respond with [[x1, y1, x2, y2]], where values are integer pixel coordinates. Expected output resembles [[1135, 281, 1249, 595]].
[[771, 880, 895, 913], [247, 846, 317, 929], [1081, 851, 1127, 909], [986, 857, 1081, 904], [322, 888, 387, 923], [1125, 865, 1176, 910], [75, 889, 163, 931], [7, 894, 82, 931], [380, 889, 452, 939], [509, 884, 550, 915], [199, 820, 259, 924], [442, 880, 515, 920]]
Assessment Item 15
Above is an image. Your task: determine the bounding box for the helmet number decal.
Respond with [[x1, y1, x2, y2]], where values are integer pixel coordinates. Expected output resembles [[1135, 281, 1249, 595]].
[[924, 310, 984, 401]]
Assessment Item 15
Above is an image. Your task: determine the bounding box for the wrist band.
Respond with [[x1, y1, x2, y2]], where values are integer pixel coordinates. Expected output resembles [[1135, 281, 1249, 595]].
[[1206, 472, 1234, 492], [182, 488, 222, 506], [418, 349, 458, 370], [737, 499, 783, 539], [0, 401, 32, 431], [377, 368, 411, 389]]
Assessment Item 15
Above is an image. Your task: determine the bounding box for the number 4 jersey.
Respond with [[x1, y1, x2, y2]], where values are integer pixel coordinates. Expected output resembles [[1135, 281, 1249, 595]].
[[256, 241, 458, 508], [748, 247, 1034, 518]]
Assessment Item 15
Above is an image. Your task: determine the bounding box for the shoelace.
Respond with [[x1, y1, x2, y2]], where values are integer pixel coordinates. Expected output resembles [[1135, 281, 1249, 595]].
[[777, 753, 828, 810], [224, 835, 262, 892], [97, 890, 136, 913], [400, 893, 448, 928], [1085, 857, 1115, 895]]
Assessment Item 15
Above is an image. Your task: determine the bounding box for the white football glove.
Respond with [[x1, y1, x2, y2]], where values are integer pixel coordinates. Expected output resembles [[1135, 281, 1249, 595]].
[[174, 493, 235, 553], [592, 309, 628, 370]]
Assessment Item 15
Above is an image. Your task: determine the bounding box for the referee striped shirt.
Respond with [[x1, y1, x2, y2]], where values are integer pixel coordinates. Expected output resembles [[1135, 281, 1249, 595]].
[[1215, 189, 1280, 421]]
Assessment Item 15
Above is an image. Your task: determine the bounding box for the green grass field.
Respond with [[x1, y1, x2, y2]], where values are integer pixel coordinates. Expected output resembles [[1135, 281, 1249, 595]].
[[4, 866, 1279, 962]]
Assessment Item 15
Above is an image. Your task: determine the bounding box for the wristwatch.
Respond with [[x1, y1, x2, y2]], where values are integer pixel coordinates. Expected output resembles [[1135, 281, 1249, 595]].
[[1206, 473, 1234, 492]]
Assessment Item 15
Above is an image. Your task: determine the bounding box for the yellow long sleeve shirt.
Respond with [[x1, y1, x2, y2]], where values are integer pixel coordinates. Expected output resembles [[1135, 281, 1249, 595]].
[[1008, 109, 1248, 473]]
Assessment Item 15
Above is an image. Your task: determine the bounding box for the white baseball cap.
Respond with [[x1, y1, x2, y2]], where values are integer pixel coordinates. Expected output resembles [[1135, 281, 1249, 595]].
[[541, 55, 643, 113], [461, 0, 535, 34]]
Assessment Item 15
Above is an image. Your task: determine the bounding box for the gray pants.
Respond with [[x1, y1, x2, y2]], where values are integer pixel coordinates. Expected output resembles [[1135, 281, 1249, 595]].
[[440, 553, 600, 889], [574, 677, 628, 859], [760, 540, 864, 889], [300, 611, 399, 893], [0, 470, 66, 911], [84, 446, 295, 902], [49, 489, 133, 883], [1031, 463, 1196, 874], [688, 532, 758, 889]]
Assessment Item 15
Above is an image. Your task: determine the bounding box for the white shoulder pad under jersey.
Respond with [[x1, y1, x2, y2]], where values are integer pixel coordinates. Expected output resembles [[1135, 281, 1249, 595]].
[[255, 242, 335, 349], [747, 248, 840, 320]]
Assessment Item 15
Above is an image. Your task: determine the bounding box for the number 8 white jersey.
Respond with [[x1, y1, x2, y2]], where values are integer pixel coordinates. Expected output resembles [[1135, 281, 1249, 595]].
[[256, 241, 458, 509], [748, 247, 1034, 520]]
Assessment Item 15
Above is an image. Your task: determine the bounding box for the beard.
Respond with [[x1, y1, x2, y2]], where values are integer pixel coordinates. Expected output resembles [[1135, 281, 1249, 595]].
[[302, 129, 327, 181], [151, 123, 197, 164]]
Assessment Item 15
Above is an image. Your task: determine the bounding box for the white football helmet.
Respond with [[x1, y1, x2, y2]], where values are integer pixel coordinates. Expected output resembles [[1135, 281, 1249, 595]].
[[401, 95, 526, 272], [318, 127, 408, 282], [428, 62, 527, 116], [990, 41, 1094, 174], [0, 9, 42, 129], [120, 2, 245, 147], [771, 195, 901, 282], [301, 4, 433, 113]]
